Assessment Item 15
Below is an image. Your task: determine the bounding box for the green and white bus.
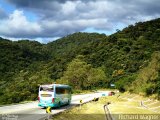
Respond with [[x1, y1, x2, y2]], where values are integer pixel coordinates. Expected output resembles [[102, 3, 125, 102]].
[[38, 84, 72, 108]]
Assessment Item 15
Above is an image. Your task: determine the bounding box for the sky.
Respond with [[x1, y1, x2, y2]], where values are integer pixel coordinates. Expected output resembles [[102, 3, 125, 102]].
[[0, 0, 160, 43]]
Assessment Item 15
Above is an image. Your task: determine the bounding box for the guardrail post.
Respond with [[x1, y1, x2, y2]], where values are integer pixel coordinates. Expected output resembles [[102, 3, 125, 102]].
[[80, 100, 83, 109]]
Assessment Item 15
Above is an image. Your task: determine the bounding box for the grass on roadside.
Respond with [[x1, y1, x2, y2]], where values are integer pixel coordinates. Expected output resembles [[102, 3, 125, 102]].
[[53, 94, 158, 120]]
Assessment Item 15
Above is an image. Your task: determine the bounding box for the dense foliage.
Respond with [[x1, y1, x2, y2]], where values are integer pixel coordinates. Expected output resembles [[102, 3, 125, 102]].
[[0, 18, 160, 104], [58, 55, 106, 90]]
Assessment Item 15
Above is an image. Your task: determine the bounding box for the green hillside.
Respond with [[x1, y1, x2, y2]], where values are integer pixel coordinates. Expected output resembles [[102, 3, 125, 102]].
[[0, 18, 160, 104]]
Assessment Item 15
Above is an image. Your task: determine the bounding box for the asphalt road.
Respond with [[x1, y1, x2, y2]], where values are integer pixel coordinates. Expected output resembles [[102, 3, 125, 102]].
[[0, 91, 110, 120]]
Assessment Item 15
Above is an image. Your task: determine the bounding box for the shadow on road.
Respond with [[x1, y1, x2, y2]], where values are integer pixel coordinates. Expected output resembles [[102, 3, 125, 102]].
[[40, 103, 78, 110]]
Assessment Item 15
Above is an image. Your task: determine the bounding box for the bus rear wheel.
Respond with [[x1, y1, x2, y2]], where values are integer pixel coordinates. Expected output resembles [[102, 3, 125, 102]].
[[57, 102, 61, 108], [66, 99, 70, 105]]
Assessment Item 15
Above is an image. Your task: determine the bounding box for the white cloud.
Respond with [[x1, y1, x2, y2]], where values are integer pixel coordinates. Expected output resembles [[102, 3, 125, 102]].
[[0, 0, 160, 43], [0, 10, 41, 37], [61, 1, 76, 15]]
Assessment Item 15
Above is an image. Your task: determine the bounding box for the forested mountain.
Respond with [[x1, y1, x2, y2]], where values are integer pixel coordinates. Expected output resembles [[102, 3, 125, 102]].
[[0, 18, 160, 104]]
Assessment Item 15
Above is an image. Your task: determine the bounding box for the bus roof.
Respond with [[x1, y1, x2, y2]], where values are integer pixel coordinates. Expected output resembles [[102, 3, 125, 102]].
[[40, 84, 70, 88]]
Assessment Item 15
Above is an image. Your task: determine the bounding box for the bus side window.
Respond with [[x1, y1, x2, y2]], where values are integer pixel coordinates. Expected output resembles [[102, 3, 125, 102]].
[[56, 88, 65, 94], [56, 88, 60, 94], [68, 88, 71, 94], [65, 89, 69, 94]]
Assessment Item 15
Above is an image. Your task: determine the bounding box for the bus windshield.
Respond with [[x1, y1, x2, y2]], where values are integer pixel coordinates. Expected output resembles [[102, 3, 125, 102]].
[[40, 86, 53, 92]]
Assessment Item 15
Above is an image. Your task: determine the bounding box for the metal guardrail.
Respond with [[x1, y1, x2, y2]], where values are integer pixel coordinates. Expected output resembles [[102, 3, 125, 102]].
[[140, 101, 148, 108], [103, 102, 113, 120]]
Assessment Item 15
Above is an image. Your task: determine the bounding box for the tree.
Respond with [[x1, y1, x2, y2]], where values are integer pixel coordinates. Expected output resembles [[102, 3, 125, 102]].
[[129, 52, 160, 95], [87, 67, 106, 89], [58, 55, 106, 90]]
